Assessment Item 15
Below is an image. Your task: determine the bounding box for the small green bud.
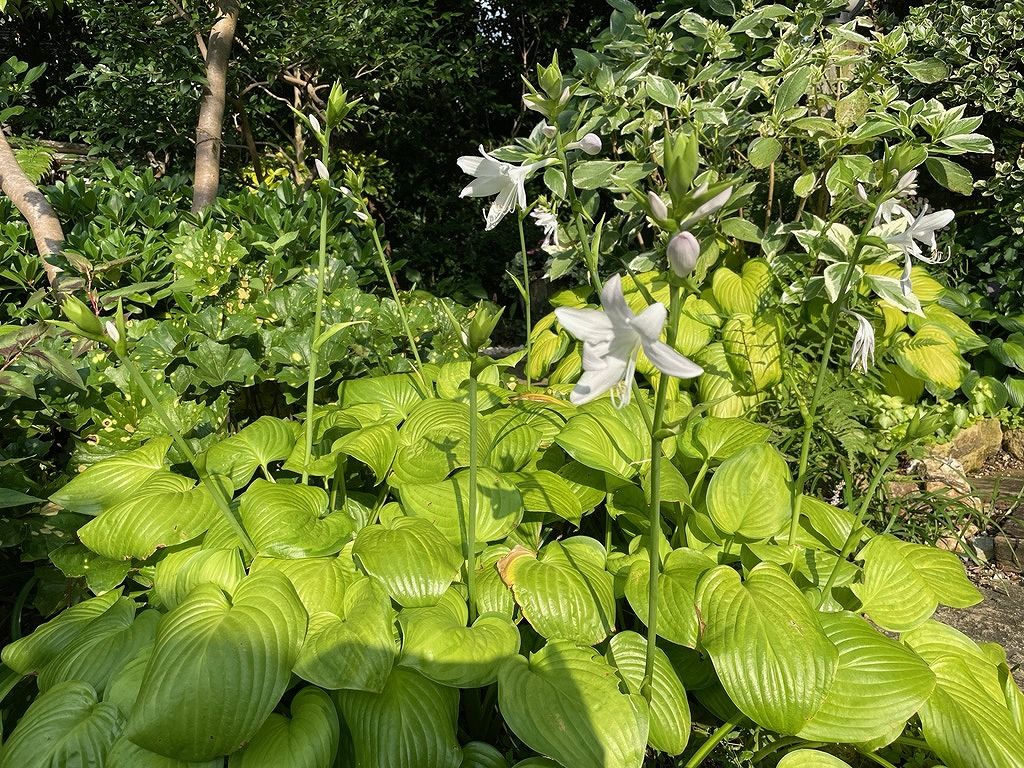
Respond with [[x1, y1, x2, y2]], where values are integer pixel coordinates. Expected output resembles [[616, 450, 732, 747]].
[[62, 296, 103, 338], [326, 84, 353, 129], [468, 305, 504, 352], [537, 53, 563, 100]]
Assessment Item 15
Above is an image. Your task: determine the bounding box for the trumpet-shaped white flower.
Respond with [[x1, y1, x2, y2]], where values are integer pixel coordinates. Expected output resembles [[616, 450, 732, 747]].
[[884, 204, 954, 296], [858, 170, 918, 224], [555, 274, 703, 407], [848, 311, 875, 373], [457, 146, 546, 230], [678, 184, 733, 229], [531, 208, 560, 249]]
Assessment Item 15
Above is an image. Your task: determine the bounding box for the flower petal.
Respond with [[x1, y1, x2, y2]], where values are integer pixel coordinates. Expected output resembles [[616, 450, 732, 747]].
[[600, 274, 632, 327], [631, 302, 668, 341], [460, 175, 506, 199], [570, 361, 627, 405], [641, 339, 704, 379], [485, 183, 517, 230], [555, 307, 614, 342]]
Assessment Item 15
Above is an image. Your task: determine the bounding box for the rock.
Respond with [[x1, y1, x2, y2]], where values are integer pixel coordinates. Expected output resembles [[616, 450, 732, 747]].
[[885, 477, 920, 497], [994, 535, 1023, 572], [927, 418, 1003, 473], [936, 523, 982, 554], [973, 535, 995, 563], [1005, 428, 1024, 461]]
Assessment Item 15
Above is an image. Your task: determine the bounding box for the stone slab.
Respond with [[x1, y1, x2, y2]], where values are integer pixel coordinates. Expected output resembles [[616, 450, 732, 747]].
[[934, 581, 1024, 688]]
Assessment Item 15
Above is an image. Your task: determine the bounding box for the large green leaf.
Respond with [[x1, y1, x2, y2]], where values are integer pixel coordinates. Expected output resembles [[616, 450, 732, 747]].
[[461, 742, 509, 768], [796, 612, 935, 744], [776, 751, 852, 768], [2, 591, 121, 674], [37, 606, 158, 696], [248, 552, 357, 616], [338, 373, 431, 420], [151, 546, 245, 611], [890, 326, 968, 392], [474, 545, 516, 619], [127, 570, 306, 761], [50, 438, 173, 515], [697, 564, 838, 734], [688, 417, 772, 462], [79, 484, 218, 561], [710, 259, 771, 315], [204, 417, 299, 489], [705, 444, 790, 540], [498, 642, 649, 768], [396, 468, 524, 546], [624, 548, 716, 648], [903, 621, 1024, 768], [498, 538, 615, 645], [555, 401, 647, 479], [0, 681, 124, 768], [352, 517, 461, 607], [106, 737, 221, 768], [293, 577, 397, 692], [510, 471, 583, 525], [392, 399, 487, 484], [606, 631, 690, 756], [333, 421, 399, 483], [398, 588, 520, 687], [228, 687, 339, 767], [334, 667, 462, 768], [485, 410, 542, 472], [48, 543, 132, 593], [852, 535, 981, 632], [721, 313, 783, 393], [240, 480, 353, 558]]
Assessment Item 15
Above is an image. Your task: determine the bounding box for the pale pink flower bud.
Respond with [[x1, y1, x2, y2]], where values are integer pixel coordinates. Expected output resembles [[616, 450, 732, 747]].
[[667, 231, 700, 278], [647, 191, 669, 221], [576, 133, 602, 155]]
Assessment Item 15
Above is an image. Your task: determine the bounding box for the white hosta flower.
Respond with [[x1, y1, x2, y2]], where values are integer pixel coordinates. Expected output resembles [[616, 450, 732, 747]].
[[554, 274, 703, 407], [884, 204, 954, 296], [531, 209, 560, 248], [314, 159, 329, 180], [848, 311, 875, 373], [457, 145, 546, 230], [858, 170, 918, 224], [567, 133, 602, 156]]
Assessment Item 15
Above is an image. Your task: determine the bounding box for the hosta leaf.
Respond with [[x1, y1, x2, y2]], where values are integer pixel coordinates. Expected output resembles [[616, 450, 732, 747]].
[[556, 400, 647, 479], [475, 545, 516, 619], [50, 437, 173, 515], [399, 588, 520, 687], [556, 461, 606, 515], [721, 313, 783, 392], [38, 605, 158, 696], [79, 485, 218, 561], [396, 468, 524, 546], [694, 343, 761, 417], [852, 535, 981, 632], [498, 538, 615, 645], [776, 751, 852, 768], [249, 552, 358, 617], [0, 681, 124, 768], [903, 621, 1024, 768], [498, 642, 649, 768], [151, 546, 245, 611], [334, 667, 462, 768], [705, 444, 791, 540], [510, 470, 583, 525], [128, 570, 306, 761], [689, 417, 772, 461], [710, 259, 771, 315], [461, 742, 509, 768], [2, 591, 121, 674], [606, 631, 690, 755], [796, 612, 935, 744], [624, 548, 716, 647], [48, 543, 132, 593], [697, 563, 838, 734], [338, 373, 431, 420], [293, 577, 397, 692], [106, 737, 221, 768], [352, 517, 461, 607], [333, 421, 398, 483], [392, 399, 487, 484], [228, 687, 339, 768], [204, 417, 299, 490], [240, 480, 353, 558], [890, 326, 968, 392]]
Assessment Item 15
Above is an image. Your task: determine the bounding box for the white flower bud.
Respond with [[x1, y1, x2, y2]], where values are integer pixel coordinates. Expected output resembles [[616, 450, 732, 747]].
[[308, 114, 322, 134], [542, 124, 557, 139], [558, 87, 571, 105], [647, 191, 669, 221], [104, 321, 120, 344], [314, 159, 329, 180], [577, 133, 602, 155], [667, 231, 700, 278]]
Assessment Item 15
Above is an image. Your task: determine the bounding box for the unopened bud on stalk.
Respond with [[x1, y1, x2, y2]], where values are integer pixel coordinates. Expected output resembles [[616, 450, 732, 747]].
[[568, 133, 602, 155], [308, 114, 322, 134], [104, 321, 120, 344], [647, 191, 669, 222], [667, 231, 700, 277], [314, 159, 330, 180], [542, 124, 557, 139]]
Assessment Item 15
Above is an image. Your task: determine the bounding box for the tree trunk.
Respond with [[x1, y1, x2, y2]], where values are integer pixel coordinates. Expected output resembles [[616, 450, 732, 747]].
[[192, 0, 241, 213], [0, 129, 65, 288]]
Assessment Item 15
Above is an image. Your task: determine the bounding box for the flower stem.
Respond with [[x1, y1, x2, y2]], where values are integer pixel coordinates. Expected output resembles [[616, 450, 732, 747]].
[[466, 370, 480, 623], [302, 140, 331, 485], [517, 210, 533, 387], [367, 219, 425, 382], [556, 141, 601, 295], [683, 711, 745, 768], [640, 284, 681, 702], [116, 352, 255, 558]]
